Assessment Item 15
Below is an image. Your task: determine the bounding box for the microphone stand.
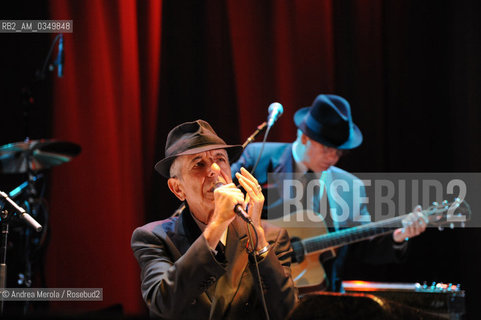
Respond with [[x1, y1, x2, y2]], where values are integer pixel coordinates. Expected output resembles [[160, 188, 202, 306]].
[[242, 122, 267, 149], [0, 187, 44, 316], [0, 208, 9, 315], [1, 33, 61, 316], [0, 191, 41, 315]]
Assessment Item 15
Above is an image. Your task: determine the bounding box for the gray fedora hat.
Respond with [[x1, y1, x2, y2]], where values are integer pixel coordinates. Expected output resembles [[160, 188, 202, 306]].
[[155, 120, 243, 178]]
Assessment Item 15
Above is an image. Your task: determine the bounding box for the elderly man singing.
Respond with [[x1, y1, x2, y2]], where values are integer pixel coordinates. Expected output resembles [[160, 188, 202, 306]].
[[131, 120, 297, 319]]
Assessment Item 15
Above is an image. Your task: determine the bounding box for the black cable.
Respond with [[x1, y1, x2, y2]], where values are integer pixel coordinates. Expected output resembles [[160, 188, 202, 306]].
[[243, 122, 273, 319], [246, 222, 270, 320], [244, 219, 258, 254], [250, 125, 272, 176]]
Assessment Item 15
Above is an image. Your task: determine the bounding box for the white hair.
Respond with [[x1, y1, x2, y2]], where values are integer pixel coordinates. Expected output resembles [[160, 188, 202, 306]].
[[169, 156, 183, 179]]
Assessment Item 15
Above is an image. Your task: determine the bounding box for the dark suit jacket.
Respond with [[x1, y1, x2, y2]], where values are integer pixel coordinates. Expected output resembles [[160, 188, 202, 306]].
[[131, 207, 297, 319], [231, 143, 407, 291]]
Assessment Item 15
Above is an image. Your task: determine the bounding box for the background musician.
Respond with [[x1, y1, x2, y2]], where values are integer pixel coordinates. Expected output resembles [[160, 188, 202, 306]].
[[232, 94, 428, 292]]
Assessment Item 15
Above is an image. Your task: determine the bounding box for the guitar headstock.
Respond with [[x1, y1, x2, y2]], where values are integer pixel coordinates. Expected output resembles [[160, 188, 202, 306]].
[[423, 198, 471, 229]]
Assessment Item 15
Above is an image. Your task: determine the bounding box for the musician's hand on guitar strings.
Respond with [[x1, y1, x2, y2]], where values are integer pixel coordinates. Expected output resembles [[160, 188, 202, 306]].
[[393, 205, 428, 243]]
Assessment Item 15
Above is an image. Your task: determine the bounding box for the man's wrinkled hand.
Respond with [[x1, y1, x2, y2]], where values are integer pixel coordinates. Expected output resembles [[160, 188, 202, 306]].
[[393, 205, 428, 243]]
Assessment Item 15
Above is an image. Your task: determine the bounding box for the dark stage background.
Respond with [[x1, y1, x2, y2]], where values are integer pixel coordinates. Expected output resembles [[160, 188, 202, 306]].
[[1, 0, 480, 318]]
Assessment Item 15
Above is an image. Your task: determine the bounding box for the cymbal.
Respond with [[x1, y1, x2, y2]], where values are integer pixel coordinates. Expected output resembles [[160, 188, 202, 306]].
[[0, 139, 81, 174]]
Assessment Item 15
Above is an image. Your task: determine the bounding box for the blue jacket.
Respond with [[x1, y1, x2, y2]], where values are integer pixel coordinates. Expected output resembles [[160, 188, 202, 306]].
[[232, 142, 406, 291]]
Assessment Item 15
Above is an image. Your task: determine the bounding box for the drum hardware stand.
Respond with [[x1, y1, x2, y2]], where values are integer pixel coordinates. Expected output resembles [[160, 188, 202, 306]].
[[0, 33, 71, 316], [0, 190, 42, 315], [3, 153, 49, 316], [0, 207, 9, 315]]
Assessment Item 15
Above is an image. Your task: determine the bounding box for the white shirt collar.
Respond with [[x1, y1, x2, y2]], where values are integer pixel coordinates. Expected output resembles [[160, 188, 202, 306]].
[[291, 146, 309, 173]]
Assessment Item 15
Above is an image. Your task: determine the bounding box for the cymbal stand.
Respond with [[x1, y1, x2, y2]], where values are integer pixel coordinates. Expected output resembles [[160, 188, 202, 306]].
[[0, 150, 43, 316], [0, 206, 10, 315], [18, 152, 47, 314], [0, 186, 43, 315], [0, 32, 62, 316]]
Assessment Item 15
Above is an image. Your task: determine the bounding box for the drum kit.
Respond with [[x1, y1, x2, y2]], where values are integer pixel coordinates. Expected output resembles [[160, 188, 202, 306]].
[[0, 139, 80, 174], [0, 138, 81, 313], [0, 32, 80, 315]]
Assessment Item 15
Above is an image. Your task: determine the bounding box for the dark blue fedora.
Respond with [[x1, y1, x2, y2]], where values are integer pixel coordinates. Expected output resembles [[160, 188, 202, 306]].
[[294, 94, 363, 150]]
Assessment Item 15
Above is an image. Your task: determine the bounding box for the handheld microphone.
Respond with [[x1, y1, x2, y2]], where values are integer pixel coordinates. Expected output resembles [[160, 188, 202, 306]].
[[234, 204, 253, 224], [267, 102, 284, 128], [56, 34, 64, 77], [0, 191, 42, 232], [214, 183, 253, 224]]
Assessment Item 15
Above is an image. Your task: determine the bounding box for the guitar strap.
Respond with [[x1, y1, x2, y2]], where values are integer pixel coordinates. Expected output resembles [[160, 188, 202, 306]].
[[313, 174, 335, 232], [313, 175, 337, 289]]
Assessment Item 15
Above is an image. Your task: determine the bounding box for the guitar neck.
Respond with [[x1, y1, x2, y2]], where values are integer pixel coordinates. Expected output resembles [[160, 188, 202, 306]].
[[302, 215, 406, 254]]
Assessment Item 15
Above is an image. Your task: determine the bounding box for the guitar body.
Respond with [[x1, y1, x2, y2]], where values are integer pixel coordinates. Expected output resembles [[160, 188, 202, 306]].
[[268, 210, 336, 289], [267, 199, 470, 290]]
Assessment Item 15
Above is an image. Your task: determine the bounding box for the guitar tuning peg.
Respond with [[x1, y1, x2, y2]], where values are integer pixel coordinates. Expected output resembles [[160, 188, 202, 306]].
[[432, 202, 439, 206], [450, 223, 454, 229], [442, 200, 448, 205], [438, 226, 444, 231], [461, 222, 465, 228]]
